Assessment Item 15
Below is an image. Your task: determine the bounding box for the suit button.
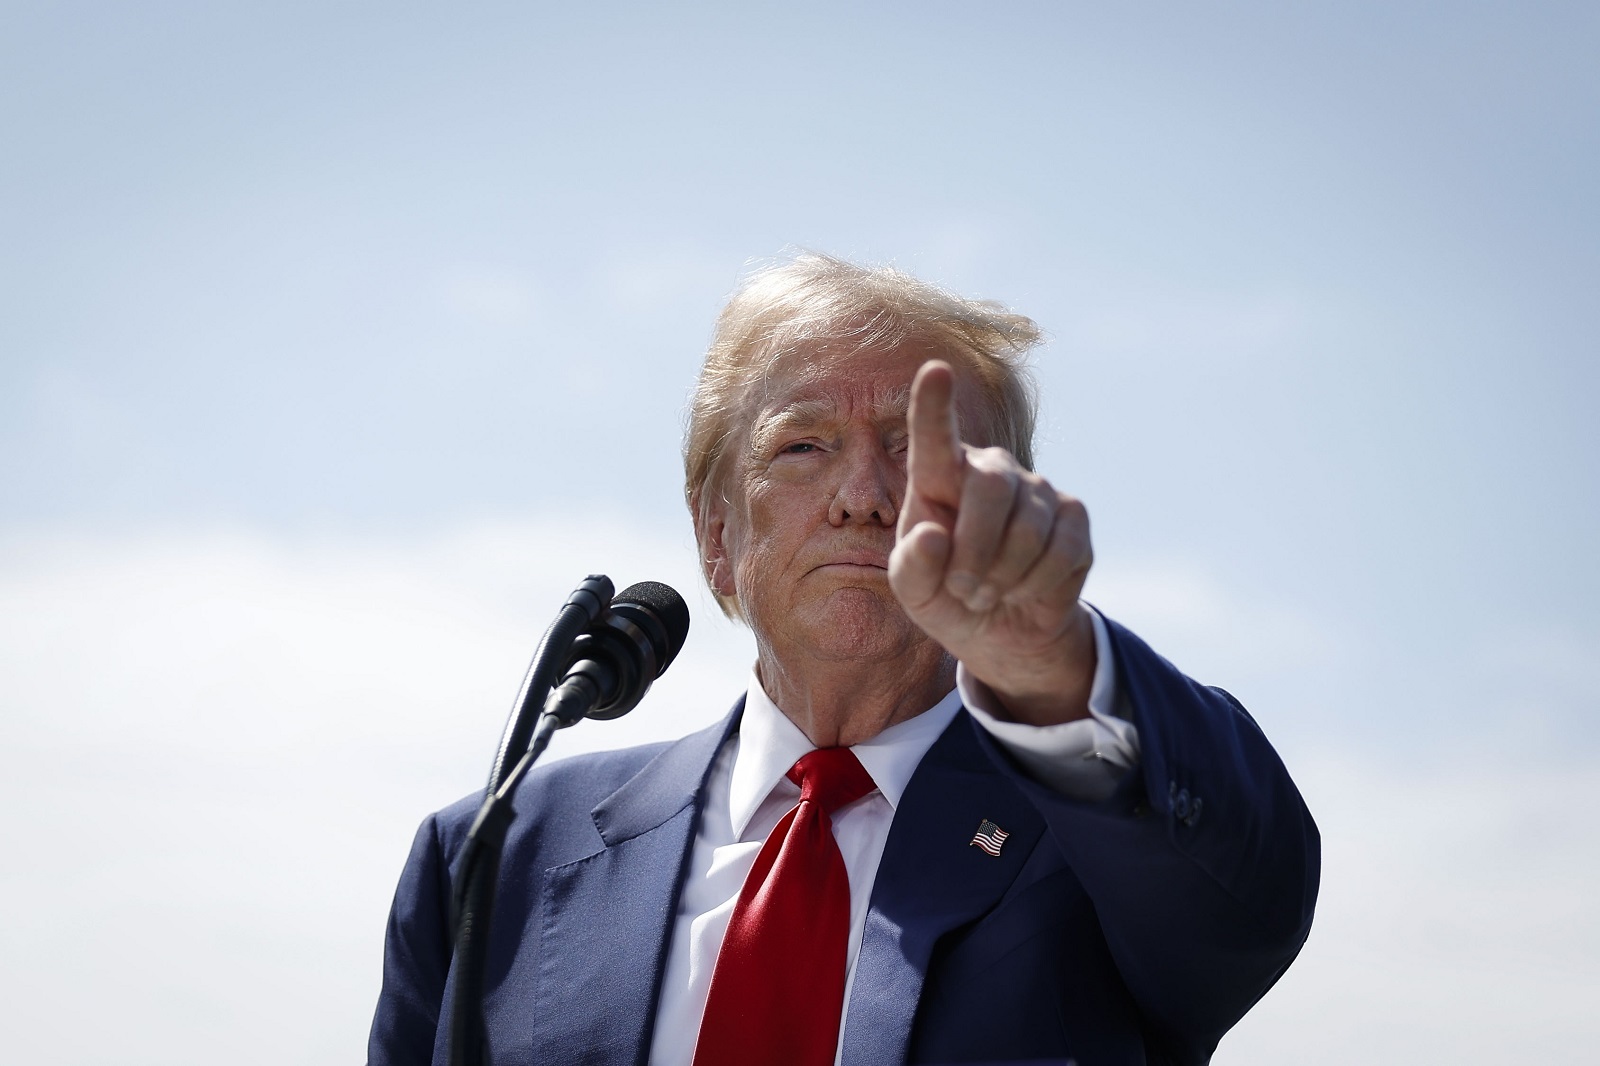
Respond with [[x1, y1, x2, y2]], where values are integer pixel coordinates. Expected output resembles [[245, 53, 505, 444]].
[[1187, 796, 1203, 825], [1172, 787, 1192, 821]]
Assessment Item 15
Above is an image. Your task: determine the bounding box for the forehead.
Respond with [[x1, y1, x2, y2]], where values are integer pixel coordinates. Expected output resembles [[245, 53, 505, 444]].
[[705, 337, 991, 494], [753, 340, 950, 422], [758, 348, 915, 419]]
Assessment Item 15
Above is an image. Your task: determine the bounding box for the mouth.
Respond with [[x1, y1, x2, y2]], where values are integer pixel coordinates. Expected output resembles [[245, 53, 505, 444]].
[[812, 556, 890, 573]]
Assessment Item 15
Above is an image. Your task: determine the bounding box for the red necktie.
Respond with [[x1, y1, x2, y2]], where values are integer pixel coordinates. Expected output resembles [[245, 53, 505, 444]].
[[692, 746, 877, 1066]]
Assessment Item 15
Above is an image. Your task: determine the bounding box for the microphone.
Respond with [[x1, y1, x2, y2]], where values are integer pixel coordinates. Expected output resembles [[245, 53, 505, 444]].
[[542, 580, 691, 726], [446, 577, 688, 1066]]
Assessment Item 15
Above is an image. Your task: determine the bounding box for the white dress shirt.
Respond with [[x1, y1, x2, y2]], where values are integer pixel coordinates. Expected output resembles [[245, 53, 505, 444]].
[[647, 608, 1138, 1066]]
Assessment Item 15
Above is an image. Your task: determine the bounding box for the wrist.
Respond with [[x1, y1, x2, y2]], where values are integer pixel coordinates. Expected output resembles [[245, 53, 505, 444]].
[[970, 604, 1097, 726]]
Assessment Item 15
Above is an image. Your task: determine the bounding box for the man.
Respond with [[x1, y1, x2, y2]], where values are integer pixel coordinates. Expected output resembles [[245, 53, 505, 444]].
[[368, 253, 1320, 1066]]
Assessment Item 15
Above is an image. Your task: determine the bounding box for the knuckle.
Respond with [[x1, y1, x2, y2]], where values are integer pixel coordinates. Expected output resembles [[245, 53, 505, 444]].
[[972, 441, 1011, 470], [1013, 500, 1053, 554], [968, 445, 1014, 473], [969, 463, 1018, 500]]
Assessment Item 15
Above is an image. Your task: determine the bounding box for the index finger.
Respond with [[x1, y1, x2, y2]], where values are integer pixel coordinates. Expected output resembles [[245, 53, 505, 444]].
[[906, 359, 965, 506]]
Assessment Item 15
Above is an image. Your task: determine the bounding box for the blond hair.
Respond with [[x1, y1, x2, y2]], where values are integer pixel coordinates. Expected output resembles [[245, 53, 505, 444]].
[[684, 251, 1043, 616]]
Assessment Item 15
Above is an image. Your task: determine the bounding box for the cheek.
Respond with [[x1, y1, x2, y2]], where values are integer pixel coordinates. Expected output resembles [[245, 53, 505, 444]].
[[729, 497, 811, 592], [741, 483, 806, 543]]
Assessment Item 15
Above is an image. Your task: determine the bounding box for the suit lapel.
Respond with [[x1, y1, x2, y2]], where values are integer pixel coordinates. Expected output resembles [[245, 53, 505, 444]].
[[528, 703, 740, 1066], [841, 711, 1045, 1066]]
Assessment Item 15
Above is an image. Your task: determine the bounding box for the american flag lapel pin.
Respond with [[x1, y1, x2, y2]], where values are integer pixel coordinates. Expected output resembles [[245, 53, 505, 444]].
[[969, 818, 1010, 857]]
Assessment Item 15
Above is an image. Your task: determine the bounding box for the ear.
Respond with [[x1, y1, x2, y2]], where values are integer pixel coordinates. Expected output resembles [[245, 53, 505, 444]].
[[691, 488, 738, 600]]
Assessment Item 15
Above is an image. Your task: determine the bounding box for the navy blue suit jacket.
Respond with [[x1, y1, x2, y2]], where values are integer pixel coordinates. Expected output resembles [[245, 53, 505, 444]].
[[368, 618, 1319, 1066]]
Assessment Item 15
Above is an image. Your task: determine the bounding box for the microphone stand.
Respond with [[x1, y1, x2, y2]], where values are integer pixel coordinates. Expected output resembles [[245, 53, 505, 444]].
[[446, 574, 614, 1066]]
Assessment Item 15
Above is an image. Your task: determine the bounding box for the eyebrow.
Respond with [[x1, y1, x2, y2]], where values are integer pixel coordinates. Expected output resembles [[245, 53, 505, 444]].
[[747, 386, 914, 456]]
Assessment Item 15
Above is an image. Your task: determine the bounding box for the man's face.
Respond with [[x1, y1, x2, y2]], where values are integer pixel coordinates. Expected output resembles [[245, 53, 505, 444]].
[[700, 340, 985, 667]]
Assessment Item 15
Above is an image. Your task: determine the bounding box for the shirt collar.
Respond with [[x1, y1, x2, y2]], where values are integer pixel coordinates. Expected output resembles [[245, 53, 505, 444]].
[[729, 669, 963, 838]]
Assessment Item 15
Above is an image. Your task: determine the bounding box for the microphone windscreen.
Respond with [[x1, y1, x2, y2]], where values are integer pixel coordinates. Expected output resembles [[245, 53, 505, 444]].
[[613, 581, 691, 670]]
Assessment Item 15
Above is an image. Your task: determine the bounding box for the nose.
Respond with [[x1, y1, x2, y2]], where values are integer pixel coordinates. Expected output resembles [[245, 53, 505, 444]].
[[828, 441, 900, 527]]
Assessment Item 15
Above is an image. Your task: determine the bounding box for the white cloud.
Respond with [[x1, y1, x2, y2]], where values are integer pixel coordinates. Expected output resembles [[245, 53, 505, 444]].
[[0, 528, 1594, 1063], [0, 521, 754, 1064], [1223, 751, 1600, 1064], [1064, 555, 1600, 1060]]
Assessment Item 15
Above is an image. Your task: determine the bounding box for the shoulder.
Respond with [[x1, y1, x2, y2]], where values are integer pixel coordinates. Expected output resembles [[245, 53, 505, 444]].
[[424, 702, 741, 869], [427, 739, 678, 857]]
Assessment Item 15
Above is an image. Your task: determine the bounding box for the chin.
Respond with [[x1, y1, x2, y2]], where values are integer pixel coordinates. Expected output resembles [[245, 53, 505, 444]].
[[797, 587, 925, 663]]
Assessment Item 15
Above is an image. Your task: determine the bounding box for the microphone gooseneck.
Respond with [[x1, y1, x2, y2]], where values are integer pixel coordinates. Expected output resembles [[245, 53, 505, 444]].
[[484, 574, 613, 797], [447, 575, 689, 1066]]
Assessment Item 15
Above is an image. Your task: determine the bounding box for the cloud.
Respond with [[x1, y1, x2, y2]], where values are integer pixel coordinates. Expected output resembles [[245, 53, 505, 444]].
[[0, 520, 754, 1063], [1071, 554, 1600, 1060], [1224, 751, 1600, 1064], [0, 527, 1595, 1063]]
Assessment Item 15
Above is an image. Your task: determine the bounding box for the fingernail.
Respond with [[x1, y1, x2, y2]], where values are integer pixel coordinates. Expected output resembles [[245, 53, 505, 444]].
[[969, 584, 998, 611], [946, 572, 978, 600]]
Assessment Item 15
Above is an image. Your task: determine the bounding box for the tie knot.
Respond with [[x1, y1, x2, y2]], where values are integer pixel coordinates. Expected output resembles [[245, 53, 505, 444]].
[[786, 747, 875, 815]]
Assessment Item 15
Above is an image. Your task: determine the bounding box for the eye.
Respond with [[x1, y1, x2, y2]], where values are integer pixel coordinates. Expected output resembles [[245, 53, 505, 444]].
[[781, 441, 819, 454]]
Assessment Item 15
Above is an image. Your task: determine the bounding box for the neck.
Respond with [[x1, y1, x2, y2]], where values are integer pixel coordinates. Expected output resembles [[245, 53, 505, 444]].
[[754, 642, 957, 748]]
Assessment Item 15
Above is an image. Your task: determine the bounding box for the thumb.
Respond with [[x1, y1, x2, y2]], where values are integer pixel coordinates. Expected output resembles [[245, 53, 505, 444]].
[[889, 519, 952, 612]]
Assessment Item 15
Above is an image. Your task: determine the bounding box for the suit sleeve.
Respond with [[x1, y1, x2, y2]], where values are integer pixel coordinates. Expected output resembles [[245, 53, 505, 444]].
[[979, 615, 1321, 1057], [961, 604, 1139, 801], [367, 813, 456, 1066]]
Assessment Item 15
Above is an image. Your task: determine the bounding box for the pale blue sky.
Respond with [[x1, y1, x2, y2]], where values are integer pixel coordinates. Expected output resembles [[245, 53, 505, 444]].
[[2, 3, 1597, 1063]]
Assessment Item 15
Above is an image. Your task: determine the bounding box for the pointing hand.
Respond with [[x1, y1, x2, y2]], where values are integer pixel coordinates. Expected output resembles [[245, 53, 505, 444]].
[[888, 360, 1097, 725]]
